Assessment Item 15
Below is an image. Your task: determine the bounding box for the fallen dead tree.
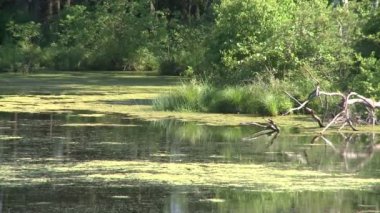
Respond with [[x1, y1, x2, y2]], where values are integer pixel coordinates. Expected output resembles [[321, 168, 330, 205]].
[[241, 119, 280, 133], [284, 84, 380, 133], [241, 119, 280, 144]]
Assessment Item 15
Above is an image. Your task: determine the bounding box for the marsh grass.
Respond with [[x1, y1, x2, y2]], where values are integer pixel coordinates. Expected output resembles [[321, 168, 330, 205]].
[[152, 84, 202, 112], [153, 82, 294, 116]]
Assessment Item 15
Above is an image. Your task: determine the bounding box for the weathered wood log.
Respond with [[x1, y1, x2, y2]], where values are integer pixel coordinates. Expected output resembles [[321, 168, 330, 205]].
[[320, 92, 359, 133], [241, 119, 280, 132], [241, 119, 280, 142], [285, 86, 380, 133], [283, 91, 324, 127]]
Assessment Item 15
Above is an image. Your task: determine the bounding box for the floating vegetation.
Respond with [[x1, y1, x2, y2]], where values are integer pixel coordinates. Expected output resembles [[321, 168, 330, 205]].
[[61, 123, 140, 127], [0, 71, 331, 130], [96, 142, 124, 145], [0, 135, 22, 140], [150, 153, 188, 157], [199, 198, 225, 203], [111, 196, 130, 199], [0, 160, 379, 192], [209, 155, 224, 159], [76, 114, 106, 117]]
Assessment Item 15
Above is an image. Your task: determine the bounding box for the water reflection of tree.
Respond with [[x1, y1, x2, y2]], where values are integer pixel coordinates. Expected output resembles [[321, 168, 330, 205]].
[[0, 189, 3, 213], [213, 188, 379, 213], [241, 119, 280, 148], [242, 131, 280, 149], [316, 133, 380, 172], [242, 124, 380, 173], [152, 119, 248, 162]]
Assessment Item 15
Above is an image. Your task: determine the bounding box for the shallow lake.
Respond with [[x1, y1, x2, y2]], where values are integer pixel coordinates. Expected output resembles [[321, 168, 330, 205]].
[[0, 112, 379, 212]]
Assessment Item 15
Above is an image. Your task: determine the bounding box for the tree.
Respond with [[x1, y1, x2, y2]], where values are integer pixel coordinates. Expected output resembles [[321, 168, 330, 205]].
[[152, 0, 215, 22], [48, 0, 167, 70], [1, 20, 42, 72], [201, 0, 366, 88], [202, 0, 296, 84]]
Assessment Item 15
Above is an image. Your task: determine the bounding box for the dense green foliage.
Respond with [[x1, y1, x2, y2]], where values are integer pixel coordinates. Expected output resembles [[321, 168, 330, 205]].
[[0, 0, 212, 72], [1, 0, 380, 115], [201, 0, 373, 87], [202, 0, 296, 83]]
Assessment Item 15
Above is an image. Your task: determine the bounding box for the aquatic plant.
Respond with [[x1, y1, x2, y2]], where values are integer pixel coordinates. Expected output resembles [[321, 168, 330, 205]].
[[153, 83, 293, 116], [0, 160, 379, 192]]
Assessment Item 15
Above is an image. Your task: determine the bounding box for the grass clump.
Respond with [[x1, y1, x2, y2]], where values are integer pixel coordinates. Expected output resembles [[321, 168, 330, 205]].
[[152, 84, 205, 112], [153, 81, 294, 116]]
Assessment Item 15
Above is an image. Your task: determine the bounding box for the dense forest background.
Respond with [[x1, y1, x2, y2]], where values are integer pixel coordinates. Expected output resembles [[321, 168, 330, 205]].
[[0, 0, 380, 103]]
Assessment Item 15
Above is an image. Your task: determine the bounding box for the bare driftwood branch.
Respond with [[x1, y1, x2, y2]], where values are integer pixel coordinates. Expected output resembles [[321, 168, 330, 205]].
[[283, 91, 324, 127], [318, 91, 345, 98], [241, 119, 280, 132], [283, 91, 309, 115], [241, 122, 266, 128], [241, 119, 280, 142], [284, 85, 380, 133]]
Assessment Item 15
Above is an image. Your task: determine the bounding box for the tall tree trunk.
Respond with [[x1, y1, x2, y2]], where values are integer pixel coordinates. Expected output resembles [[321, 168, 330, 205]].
[[205, 0, 212, 11], [341, 0, 348, 8], [47, 0, 53, 19], [27, 0, 40, 20], [374, 0, 379, 9], [188, 0, 192, 23], [66, 0, 71, 6], [331, 0, 348, 8], [150, 0, 155, 13], [53, 0, 61, 14], [195, 3, 200, 20], [332, 0, 340, 8]]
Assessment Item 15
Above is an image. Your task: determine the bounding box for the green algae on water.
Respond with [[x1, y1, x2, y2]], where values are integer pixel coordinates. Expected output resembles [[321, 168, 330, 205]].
[[0, 160, 379, 192], [61, 123, 140, 127], [76, 114, 106, 118]]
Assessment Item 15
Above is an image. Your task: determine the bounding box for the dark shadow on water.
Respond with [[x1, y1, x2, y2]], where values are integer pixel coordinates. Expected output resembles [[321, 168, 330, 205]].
[[0, 184, 379, 213], [0, 72, 181, 95]]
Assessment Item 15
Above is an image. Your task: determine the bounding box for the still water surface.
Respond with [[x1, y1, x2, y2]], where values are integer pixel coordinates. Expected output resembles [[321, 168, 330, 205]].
[[0, 112, 379, 212]]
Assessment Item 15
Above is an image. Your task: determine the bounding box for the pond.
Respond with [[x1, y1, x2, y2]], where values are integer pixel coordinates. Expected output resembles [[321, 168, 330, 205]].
[[0, 112, 379, 212]]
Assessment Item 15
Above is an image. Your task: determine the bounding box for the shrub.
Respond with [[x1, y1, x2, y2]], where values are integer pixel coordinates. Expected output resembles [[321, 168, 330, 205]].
[[0, 43, 42, 72], [0, 44, 20, 72], [128, 48, 159, 71]]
